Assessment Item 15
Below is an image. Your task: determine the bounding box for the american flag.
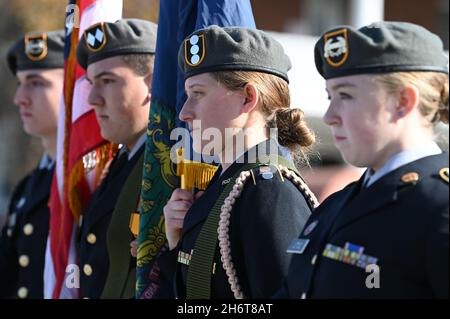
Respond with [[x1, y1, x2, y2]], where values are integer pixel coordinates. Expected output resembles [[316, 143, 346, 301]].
[[45, 0, 122, 299]]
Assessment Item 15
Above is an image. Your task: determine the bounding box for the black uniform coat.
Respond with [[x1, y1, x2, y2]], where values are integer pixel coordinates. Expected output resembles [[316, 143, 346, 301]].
[[78, 146, 144, 299], [160, 140, 313, 299], [0, 161, 54, 299], [279, 152, 449, 299]]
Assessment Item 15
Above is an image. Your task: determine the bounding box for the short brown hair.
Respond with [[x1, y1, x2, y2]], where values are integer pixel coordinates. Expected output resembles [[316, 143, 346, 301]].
[[122, 53, 155, 76]]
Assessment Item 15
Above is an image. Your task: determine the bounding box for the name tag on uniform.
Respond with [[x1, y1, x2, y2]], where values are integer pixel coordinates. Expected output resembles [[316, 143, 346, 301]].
[[287, 238, 310, 254]]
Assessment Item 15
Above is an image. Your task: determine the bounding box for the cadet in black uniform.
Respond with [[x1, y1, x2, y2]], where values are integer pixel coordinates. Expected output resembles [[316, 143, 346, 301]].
[[0, 30, 65, 299], [279, 21, 449, 299], [75, 19, 157, 299], [161, 26, 318, 299]]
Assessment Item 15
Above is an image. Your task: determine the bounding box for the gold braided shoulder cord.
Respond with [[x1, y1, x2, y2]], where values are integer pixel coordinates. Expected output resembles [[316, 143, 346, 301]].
[[217, 165, 319, 299]]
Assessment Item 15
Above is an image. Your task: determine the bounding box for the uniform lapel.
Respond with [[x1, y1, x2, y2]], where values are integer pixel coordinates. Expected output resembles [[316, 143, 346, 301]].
[[19, 166, 54, 217], [109, 150, 145, 236], [114, 151, 145, 216], [329, 175, 398, 237], [306, 178, 361, 242], [327, 153, 448, 238], [82, 152, 131, 229], [181, 166, 226, 235]]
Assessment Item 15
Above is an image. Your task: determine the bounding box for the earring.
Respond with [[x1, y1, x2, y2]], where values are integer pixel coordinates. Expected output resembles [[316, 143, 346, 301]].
[[398, 110, 405, 117]]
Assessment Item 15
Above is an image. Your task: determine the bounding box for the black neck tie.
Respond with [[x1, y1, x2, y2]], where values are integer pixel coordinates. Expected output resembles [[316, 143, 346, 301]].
[[362, 168, 375, 190], [109, 151, 128, 178]]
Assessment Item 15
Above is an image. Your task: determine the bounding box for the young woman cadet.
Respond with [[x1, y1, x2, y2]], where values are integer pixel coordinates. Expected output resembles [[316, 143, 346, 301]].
[[279, 21, 449, 299], [161, 25, 319, 299]]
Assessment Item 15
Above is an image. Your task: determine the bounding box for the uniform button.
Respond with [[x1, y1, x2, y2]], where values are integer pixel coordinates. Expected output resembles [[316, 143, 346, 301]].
[[23, 223, 34, 236], [83, 264, 93, 276], [311, 254, 318, 265], [7, 229, 12, 237], [19, 255, 30, 267], [86, 233, 97, 244], [17, 287, 28, 299], [301, 292, 307, 299]]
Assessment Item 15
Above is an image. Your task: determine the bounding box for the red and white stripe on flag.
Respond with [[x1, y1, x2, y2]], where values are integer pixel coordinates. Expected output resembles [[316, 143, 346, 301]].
[[45, 0, 122, 299]]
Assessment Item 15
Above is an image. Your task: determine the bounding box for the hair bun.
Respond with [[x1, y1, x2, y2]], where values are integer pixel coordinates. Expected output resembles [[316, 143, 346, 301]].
[[275, 108, 315, 149]]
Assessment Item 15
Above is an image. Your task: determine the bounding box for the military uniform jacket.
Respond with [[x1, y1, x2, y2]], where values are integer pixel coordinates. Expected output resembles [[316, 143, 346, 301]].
[[78, 146, 144, 299], [280, 152, 449, 299], [0, 162, 54, 299], [160, 140, 313, 299]]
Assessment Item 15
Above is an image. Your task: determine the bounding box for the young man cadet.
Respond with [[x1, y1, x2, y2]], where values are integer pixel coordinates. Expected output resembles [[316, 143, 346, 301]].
[[75, 18, 157, 299], [0, 30, 65, 299]]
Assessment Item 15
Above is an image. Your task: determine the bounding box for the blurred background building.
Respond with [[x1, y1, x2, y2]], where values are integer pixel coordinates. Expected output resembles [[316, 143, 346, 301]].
[[0, 0, 448, 226]]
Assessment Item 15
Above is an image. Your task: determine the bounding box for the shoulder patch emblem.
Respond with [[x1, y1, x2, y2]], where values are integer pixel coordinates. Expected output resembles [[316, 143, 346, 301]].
[[401, 172, 420, 185], [258, 165, 274, 180], [303, 220, 318, 236], [439, 167, 449, 183], [84, 22, 107, 52], [24, 33, 48, 61], [323, 28, 349, 67]]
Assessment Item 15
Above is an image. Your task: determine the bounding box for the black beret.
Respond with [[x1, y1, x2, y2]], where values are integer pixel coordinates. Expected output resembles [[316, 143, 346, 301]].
[[178, 25, 292, 83], [315, 21, 449, 79], [6, 30, 65, 75], [76, 18, 157, 69]]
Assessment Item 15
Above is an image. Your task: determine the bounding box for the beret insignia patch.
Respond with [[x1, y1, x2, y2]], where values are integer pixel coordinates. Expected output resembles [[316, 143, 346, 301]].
[[25, 33, 48, 61], [185, 34, 205, 67], [323, 28, 349, 67], [84, 22, 107, 52]]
